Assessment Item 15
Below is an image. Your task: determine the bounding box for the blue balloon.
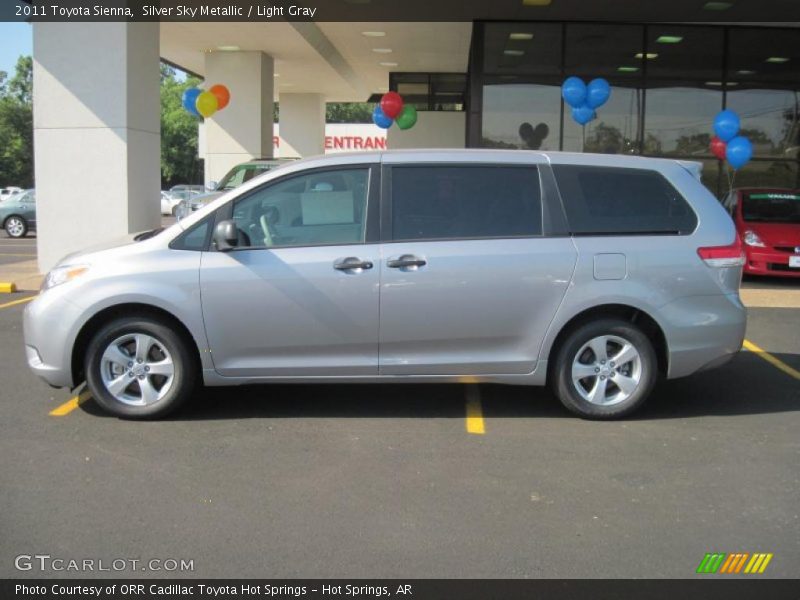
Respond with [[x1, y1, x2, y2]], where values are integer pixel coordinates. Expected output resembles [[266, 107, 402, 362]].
[[372, 105, 393, 129], [572, 105, 596, 126], [726, 136, 752, 170], [586, 78, 611, 109], [182, 88, 201, 117], [562, 76, 587, 109], [713, 109, 740, 143]]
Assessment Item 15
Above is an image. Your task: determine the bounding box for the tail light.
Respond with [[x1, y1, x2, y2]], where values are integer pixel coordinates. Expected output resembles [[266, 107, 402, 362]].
[[697, 237, 746, 268]]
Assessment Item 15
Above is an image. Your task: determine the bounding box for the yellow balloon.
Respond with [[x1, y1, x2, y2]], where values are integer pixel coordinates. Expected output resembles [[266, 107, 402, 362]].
[[195, 91, 219, 118]]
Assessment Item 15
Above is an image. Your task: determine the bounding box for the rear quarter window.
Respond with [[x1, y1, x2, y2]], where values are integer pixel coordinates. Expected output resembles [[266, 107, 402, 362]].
[[552, 165, 697, 235]]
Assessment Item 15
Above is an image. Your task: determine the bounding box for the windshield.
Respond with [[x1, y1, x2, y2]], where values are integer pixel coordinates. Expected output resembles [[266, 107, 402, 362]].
[[217, 164, 273, 191], [742, 192, 800, 224]]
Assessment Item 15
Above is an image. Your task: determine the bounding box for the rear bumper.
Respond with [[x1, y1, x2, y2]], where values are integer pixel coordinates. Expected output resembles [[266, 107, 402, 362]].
[[662, 293, 747, 379], [744, 248, 800, 278]]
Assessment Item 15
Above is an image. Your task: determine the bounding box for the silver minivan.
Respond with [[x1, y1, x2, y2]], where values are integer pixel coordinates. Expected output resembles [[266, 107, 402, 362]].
[[24, 150, 746, 420]]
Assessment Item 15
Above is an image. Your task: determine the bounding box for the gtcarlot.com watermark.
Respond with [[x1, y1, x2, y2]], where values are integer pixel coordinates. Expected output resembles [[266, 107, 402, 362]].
[[14, 554, 194, 573]]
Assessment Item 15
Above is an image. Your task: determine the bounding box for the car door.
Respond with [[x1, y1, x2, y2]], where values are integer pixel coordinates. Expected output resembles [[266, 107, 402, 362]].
[[378, 161, 577, 376], [20, 191, 36, 227], [200, 164, 381, 378]]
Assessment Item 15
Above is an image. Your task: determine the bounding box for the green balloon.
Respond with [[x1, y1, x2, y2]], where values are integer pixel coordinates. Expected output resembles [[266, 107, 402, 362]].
[[396, 105, 418, 130]]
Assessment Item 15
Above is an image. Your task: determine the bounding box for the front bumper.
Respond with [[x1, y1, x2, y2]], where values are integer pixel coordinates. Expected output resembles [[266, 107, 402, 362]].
[[744, 248, 800, 278], [23, 291, 84, 388]]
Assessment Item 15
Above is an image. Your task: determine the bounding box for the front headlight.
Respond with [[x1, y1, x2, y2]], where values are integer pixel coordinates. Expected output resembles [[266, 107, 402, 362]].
[[41, 264, 90, 292], [743, 230, 766, 248]]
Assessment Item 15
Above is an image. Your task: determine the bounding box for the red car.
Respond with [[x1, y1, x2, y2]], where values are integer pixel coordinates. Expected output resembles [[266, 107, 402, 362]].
[[722, 188, 800, 278]]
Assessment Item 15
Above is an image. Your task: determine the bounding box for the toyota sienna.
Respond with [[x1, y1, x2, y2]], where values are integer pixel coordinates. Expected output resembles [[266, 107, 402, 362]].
[[24, 150, 747, 420]]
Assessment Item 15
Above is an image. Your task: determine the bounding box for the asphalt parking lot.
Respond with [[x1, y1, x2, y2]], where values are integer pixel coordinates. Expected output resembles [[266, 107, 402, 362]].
[[0, 234, 798, 579]]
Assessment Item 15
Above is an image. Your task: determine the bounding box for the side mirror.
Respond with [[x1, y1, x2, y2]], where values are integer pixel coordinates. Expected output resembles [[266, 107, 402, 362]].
[[206, 181, 218, 191], [213, 220, 239, 252]]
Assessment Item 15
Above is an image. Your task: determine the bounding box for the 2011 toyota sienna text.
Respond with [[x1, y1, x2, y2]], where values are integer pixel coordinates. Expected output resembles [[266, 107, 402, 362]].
[[23, 150, 747, 420]]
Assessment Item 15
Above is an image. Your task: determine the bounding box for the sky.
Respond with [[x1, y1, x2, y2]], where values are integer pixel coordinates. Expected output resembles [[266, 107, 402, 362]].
[[0, 22, 32, 77]]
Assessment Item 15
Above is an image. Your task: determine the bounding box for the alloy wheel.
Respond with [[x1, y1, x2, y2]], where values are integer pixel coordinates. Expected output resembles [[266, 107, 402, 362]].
[[6, 217, 24, 237], [99, 333, 175, 406], [571, 335, 642, 406]]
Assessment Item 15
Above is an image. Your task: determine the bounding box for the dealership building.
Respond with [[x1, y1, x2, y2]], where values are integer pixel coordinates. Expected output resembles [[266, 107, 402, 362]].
[[29, 3, 800, 270]]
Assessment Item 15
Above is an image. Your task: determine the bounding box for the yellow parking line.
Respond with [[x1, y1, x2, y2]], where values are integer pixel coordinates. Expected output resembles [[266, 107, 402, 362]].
[[49, 390, 92, 417], [0, 295, 36, 309], [743, 339, 800, 380], [465, 385, 485, 435]]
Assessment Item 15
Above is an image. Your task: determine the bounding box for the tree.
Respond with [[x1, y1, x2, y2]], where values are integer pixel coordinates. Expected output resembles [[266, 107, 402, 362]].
[[584, 123, 626, 154], [160, 64, 203, 188], [326, 103, 375, 124], [0, 56, 33, 188]]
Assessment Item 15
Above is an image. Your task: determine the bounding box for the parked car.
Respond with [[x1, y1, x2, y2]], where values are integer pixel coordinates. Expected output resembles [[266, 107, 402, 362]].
[[1, 188, 36, 238], [722, 187, 800, 278], [24, 150, 746, 420], [160, 191, 181, 216], [167, 185, 204, 206], [175, 158, 295, 219], [0, 186, 24, 201]]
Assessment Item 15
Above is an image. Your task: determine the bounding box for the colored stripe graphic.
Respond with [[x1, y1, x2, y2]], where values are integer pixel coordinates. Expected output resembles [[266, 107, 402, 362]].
[[744, 553, 774, 574], [699, 552, 773, 574], [697, 553, 726, 573]]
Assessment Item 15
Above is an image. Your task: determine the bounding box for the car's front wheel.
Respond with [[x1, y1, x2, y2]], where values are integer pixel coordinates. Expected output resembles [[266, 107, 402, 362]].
[[551, 319, 657, 420], [85, 316, 197, 419], [4, 216, 28, 238]]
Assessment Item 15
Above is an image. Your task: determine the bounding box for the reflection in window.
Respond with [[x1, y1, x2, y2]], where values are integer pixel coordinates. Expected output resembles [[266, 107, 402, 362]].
[[724, 161, 799, 191], [644, 88, 722, 157], [564, 24, 644, 82], [563, 88, 642, 154], [726, 90, 800, 160], [645, 27, 724, 83], [482, 84, 560, 150]]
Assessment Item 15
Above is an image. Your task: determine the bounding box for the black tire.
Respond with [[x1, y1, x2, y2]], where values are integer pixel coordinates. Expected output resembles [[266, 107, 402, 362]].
[[4, 215, 28, 238], [551, 318, 657, 420], [85, 316, 197, 419]]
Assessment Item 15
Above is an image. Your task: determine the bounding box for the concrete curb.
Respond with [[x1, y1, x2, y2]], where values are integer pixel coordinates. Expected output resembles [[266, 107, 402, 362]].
[[0, 282, 17, 293]]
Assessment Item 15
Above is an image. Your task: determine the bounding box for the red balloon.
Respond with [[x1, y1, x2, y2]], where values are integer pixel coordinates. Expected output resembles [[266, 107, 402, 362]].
[[380, 92, 404, 120], [209, 84, 231, 110], [710, 135, 727, 160]]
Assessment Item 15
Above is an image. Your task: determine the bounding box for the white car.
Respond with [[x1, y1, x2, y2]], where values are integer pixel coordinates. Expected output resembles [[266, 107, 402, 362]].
[[0, 187, 24, 202], [160, 191, 182, 216]]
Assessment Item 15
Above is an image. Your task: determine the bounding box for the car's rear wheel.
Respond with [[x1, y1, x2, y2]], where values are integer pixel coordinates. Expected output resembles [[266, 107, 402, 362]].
[[551, 319, 657, 419], [4, 216, 28, 238], [85, 316, 197, 419]]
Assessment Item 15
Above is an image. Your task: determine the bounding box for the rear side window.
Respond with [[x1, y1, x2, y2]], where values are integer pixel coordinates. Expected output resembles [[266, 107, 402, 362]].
[[552, 165, 697, 235], [391, 166, 542, 241]]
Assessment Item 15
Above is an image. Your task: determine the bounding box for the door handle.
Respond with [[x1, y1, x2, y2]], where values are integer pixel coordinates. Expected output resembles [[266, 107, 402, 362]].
[[387, 255, 427, 269], [334, 257, 373, 271]]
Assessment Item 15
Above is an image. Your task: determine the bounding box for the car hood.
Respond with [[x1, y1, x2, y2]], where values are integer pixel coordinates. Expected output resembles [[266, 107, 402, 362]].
[[55, 231, 148, 266], [740, 221, 800, 246]]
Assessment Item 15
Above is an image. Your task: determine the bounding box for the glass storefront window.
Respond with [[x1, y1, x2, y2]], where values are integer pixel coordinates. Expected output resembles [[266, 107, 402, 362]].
[[726, 90, 800, 160], [645, 27, 724, 84], [727, 28, 800, 90], [644, 87, 722, 157], [723, 160, 799, 191], [564, 24, 644, 82], [563, 88, 642, 154], [482, 84, 561, 150], [482, 23, 562, 78], [471, 22, 800, 198]]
